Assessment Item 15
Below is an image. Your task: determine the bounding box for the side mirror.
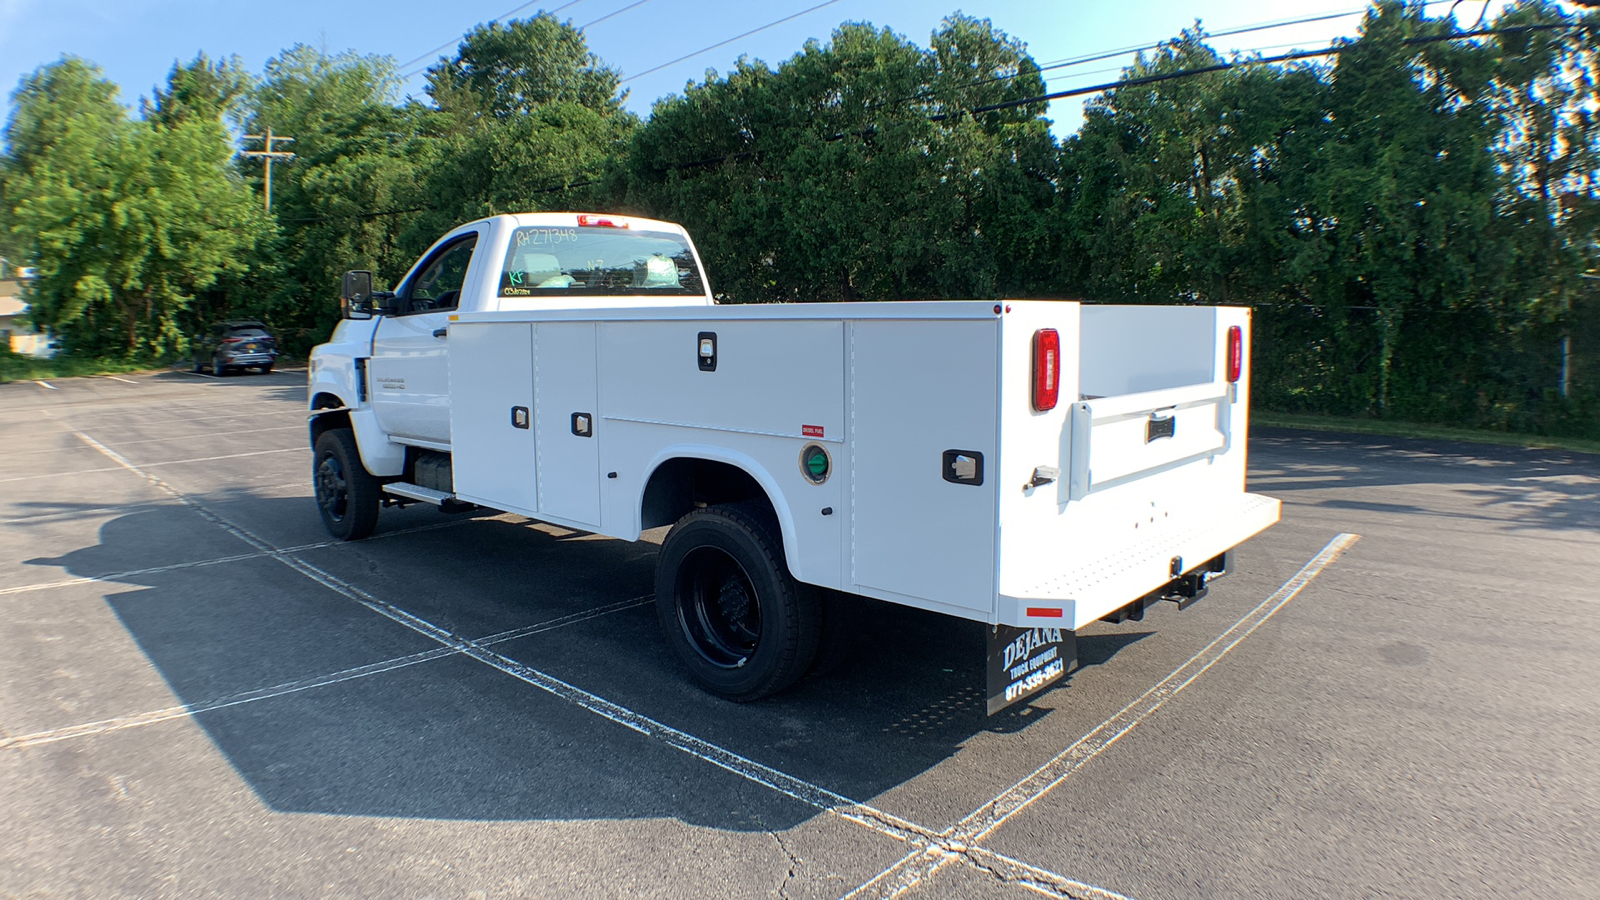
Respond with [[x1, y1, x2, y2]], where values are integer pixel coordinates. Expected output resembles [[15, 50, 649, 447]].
[[341, 270, 374, 320]]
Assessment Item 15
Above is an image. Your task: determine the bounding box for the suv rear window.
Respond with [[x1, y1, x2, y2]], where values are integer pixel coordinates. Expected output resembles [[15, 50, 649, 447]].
[[499, 226, 705, 298]]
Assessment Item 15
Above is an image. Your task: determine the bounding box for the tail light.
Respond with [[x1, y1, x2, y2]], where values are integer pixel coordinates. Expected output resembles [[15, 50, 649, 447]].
[[1226, 326, 1243, 383], [222, 337, 244, 344], [1032, 328, 1060, 412], [577, 214, 628, 228]]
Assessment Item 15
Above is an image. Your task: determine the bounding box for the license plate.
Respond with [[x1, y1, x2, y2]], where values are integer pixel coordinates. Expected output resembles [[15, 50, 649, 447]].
[[245, 343, 258, 351]]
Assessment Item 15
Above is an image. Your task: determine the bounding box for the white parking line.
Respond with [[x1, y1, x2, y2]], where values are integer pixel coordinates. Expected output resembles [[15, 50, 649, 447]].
[[0, 595, 654, 751], [0, 447, 303, 484], [59, 422, 1164, 890], [7, 425, 307, 460], [102, 375, 139, 385], [34, 380, 55, 390], [0, 519, 473, 596], [67, 427, 943, 850], [844, 532, 1362, 899]]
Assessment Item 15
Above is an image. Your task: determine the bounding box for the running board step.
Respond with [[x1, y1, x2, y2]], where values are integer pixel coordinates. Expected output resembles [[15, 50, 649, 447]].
[[383, 482, 475, 512]]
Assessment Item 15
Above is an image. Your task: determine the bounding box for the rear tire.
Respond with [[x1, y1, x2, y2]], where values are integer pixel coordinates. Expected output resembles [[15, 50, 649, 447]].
[[655, 504, 820, 702], [313, 428, 379, 540], [259, 363, 273, 375]]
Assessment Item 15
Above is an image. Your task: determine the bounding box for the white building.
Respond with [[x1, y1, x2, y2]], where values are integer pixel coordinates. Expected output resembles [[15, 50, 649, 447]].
[[0, 263, 52, 358]]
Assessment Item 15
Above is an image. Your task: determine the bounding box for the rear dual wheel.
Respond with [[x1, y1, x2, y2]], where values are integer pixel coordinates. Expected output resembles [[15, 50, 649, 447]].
[[655, 504, 821, 702]]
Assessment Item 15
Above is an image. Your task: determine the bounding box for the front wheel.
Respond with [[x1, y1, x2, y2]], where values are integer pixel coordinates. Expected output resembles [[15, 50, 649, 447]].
[[655, 504, 820, 702], [313, 428, 380, 540]]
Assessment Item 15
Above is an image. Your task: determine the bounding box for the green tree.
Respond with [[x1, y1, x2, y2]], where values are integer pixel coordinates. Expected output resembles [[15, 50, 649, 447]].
[[413, 14, 636, 237], [425, 15, 628, 121], [239, 45, 426, 350], [144, 53, 252, 128], [616, 15, 1058, 303], [1482, 0, 1599, 417], [4, 58, 266, 357]]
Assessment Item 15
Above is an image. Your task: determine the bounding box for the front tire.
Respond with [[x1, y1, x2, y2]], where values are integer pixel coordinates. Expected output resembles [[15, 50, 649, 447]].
[[313, 428, 380, 540], [655, 504, 820, 702]]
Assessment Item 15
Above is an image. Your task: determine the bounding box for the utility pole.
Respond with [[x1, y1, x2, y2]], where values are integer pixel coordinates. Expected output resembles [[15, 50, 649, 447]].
[[241, 127, 296, 213]]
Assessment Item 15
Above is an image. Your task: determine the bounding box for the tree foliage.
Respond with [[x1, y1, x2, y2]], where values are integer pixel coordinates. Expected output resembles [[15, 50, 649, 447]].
[[0, 4, 1594, 436], [3, 57, 266, 357], [618, 15, 1057, 303], [426, 14, 628, 121]]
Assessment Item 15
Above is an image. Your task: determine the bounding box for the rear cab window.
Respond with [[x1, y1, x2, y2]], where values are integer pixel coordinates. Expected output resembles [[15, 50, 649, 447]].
[[499, 225, 705, 298]]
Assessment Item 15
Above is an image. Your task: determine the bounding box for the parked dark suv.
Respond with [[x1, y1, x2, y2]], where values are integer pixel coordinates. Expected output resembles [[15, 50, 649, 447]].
[[195, 320, 278, 375]]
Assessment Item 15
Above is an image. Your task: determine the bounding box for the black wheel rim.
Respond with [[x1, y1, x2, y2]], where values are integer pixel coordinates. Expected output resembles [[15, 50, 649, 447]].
[[676, 546, 761, 668], [315, 453, 349, 522]]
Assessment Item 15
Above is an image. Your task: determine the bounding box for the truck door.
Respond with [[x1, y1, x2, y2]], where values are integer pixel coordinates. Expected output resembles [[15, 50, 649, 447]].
[[370, 231, 482, 445]]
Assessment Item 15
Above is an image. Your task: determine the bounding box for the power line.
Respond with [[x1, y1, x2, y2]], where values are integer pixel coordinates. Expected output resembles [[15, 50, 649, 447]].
[[285, 21, 1588, 225], [395, 0, 590, 80], [619, 0, 843, 84], [579, 0, 658, 31], [953, 1, 1467, 98], [947, 22, 1591, 120]]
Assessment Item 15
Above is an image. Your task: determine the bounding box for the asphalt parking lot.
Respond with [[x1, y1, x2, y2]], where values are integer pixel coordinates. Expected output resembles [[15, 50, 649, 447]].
[[2, 368, 1596, 899]]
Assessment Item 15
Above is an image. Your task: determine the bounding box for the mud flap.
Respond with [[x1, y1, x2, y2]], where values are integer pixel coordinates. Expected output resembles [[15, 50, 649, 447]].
[[987, 625, 1078, 715]]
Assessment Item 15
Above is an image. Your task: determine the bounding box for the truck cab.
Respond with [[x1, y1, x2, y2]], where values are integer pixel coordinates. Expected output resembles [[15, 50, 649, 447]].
[[310, 213, 714, 466]]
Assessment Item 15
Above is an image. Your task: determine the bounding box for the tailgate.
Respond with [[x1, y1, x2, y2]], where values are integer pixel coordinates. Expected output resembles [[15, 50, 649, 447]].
[[1066, 381, 1231, 499], [993, 303, 1277, 629]]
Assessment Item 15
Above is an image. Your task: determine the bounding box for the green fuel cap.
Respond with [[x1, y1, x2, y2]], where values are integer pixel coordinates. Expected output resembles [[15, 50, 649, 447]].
[[800, 444, 830, 484]]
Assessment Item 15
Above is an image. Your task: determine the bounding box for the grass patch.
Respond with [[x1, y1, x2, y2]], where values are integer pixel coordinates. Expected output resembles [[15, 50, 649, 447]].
[[0, 350, 180, 383], [1256, 411, 1600, 457]]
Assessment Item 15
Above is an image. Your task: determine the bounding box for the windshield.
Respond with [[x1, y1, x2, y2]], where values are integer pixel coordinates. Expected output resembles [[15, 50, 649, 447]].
[[498, 226, 705, 298]]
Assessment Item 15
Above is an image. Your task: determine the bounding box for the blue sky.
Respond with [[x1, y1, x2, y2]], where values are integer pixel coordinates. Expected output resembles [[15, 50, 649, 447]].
[[0, 0, 1513, 138]]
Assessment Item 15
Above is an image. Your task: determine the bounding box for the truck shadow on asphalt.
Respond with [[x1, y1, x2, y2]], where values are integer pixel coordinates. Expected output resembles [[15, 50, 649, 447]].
[[1249, 428, 1600, 533], [29, 495, 1150, 830]]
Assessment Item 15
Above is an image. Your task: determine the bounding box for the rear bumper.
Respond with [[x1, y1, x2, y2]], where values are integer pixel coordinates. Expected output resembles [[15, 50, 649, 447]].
[[220, 352, 276, 365], [998, 492, 1281, 629]]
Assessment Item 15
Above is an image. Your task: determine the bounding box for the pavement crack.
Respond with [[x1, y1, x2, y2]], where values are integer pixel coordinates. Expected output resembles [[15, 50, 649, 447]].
[[772, 829, 802, 900], [961, 848, 1118, 900]]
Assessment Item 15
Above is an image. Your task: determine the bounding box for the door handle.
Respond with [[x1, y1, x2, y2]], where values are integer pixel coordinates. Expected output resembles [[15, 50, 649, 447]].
[[432, 328, 448, 338]]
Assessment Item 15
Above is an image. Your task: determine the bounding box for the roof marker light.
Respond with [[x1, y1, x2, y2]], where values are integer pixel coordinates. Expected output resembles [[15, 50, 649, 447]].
[[577, 214, 628, 228]]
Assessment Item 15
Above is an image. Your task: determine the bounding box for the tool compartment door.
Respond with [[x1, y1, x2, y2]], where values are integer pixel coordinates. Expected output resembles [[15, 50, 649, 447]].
[[534, 321, 602, 527], [449, 322, 538, 515], [849, 319, 998, 616]]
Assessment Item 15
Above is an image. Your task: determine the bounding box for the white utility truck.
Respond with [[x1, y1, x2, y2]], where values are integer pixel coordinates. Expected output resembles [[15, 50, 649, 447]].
[[308, 212, 1280, 713]]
